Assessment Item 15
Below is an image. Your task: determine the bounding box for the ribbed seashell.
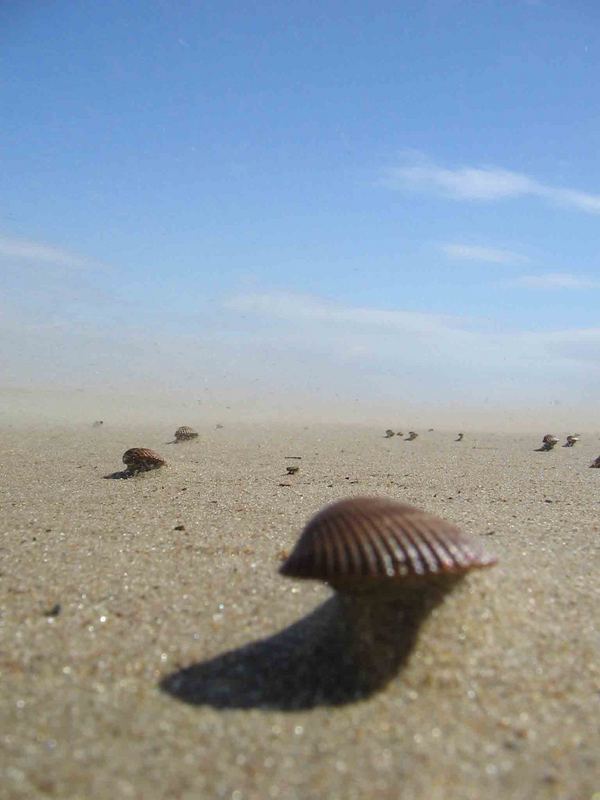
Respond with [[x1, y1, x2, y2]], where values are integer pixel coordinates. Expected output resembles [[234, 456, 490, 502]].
[[280, 497, 496, 592], [174, 425, 198, 442], [122, 448, 166, 473], [590, 456, 600, 469]]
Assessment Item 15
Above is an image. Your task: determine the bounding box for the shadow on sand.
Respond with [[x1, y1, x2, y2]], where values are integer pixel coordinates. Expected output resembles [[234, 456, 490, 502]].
[[160, 585, 455, 711], [103, 470, 134, 480]]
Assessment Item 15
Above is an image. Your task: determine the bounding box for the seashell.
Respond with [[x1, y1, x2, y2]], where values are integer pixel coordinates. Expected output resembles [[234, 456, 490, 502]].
[[286, 465, 300, 475], [174, 426, 198, 442], [542, 434, 559, 445], [455, 433, 464, 441], [279, 496, 497, 593], [93, 420, 104, 427], [384, 429, 395, 438], [564, 435, 580, 447], [122, 448, 166, 474], [590, 455, 600, 469], [537, 434, 559, 451], [405, 431, 418, 441]]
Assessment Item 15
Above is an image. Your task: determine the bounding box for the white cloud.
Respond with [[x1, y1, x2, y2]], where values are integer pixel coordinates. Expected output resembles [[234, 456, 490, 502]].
[[441, 243, 529, 264], [384, 157, 600, 214], [225, 291, 459, 335], [0, 234, 91, 269], [225, 290, 600, 371], [515, 273, 600, 289]]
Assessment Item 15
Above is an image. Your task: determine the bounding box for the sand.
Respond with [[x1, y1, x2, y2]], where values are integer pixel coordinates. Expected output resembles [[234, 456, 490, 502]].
[[1, 423, 598, 800]]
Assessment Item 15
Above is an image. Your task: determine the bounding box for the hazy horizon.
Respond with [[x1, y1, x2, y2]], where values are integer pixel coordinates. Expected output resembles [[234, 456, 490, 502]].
[[2, 385, 599, 433]]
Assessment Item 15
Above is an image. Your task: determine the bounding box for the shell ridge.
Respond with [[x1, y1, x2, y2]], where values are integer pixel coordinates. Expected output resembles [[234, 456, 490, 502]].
[[408, 515, 452, 571], [328, 513, 364, 577], [422, 522, 463, 569], [399, 515, 440, 574], [343, 510, 378, 576], [389, 516, 428, 575], [343, 511, 381, 576], [355, 513, 396, 577]]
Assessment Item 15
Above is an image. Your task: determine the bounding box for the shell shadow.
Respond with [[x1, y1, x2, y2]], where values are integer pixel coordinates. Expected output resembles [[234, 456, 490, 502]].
[[160, 585, 454, 711], [103, 470, 133, 480]]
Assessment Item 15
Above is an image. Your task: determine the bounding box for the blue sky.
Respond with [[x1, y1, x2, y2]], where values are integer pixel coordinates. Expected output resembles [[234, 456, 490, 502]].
[[1, 1, 599, 420]]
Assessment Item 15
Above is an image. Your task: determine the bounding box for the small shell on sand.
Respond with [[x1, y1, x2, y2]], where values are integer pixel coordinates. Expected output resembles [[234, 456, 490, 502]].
[[122, 448, 166, 474], [590, 455, 600, 468], [538, 434, 559, 451], [174, 426, 199, 442]]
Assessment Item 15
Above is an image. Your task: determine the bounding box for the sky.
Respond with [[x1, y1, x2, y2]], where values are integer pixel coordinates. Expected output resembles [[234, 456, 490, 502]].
[[1, 0, 600, 425]]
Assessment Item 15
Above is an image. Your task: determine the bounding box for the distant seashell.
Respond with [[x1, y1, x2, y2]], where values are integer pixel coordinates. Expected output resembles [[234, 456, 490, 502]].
[[406, 431, 418, 441], [542, 434, 559, 445], [590, 455, 600, 468], [384, 429, 395, 438], [455, 433, 464, 441], [122, 448, 166, 474], [564, 435, 580, 447], [286, 465, 300, 475], [93, 420, 104, 427], [174, 426, 199, 442], [279, 497, 497, 593], [537, 434, 559, 451]]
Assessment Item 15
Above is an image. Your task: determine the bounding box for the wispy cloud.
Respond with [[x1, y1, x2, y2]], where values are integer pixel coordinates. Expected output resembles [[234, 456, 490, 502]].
[[441, 243, 529, 265], [3, 285, 599, 422], [0, 234, 91, 269], [225, 290, 600, 370], [514, 272, 600, 289], [225, 291, 459, 335], [384, 157, 600, 214]]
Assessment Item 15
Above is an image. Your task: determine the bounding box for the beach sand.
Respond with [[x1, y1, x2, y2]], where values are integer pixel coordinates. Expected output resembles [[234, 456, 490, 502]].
[[1, 422, 598, 800]]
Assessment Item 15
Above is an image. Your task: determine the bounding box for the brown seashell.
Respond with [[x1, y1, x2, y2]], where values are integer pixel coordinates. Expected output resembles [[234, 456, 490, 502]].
[[590, 455, 600, 468], [455, 432, 464, 441], [286, 465, 300, 475], [280, 497, 496, 593], [564, 435, 580, 447], [122, 448, 166, 474], [405, 431, 418, 441], [174, 426, 198, 442], [542, 434, 559, 445], [384, 429, 395, 438]]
